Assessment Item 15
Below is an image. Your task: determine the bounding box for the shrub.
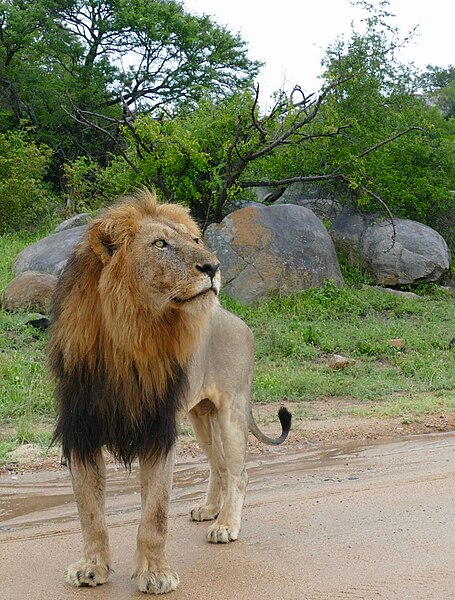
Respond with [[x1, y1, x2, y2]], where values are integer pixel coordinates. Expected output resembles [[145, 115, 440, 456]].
[[0, 131, 53, 232]]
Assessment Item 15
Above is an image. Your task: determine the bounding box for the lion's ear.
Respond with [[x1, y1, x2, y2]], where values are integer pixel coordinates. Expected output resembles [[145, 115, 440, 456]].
[[88, 222, 116, 265]]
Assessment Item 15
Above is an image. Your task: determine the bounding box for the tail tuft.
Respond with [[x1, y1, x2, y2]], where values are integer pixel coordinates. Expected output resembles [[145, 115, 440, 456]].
[[278, 406, 292, 435], [249, 404, 292, 445]]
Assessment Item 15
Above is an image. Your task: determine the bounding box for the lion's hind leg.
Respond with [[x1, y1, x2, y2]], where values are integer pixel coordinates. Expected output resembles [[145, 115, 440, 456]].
[[190, 399, 249, 543], [66, 450, 112, 587], [205, 403, 248, 543], [188, 400, 225, 522]]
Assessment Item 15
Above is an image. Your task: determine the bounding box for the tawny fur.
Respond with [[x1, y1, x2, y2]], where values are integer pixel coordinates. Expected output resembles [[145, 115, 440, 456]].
[[50, 190, 205, 400]]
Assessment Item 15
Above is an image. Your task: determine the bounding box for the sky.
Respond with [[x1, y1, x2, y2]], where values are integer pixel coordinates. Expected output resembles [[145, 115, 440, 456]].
[[183, 0, 453, 106]]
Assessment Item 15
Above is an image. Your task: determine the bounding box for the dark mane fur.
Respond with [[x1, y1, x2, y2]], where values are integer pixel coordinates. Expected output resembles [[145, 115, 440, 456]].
[[51, 349, 186, 467]]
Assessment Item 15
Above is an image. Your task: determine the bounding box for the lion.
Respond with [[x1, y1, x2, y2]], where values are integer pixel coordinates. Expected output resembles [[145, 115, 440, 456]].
[[49, 189, 291, 595]]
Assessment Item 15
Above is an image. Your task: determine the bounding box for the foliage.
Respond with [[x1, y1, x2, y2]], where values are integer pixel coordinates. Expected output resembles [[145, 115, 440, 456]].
[[1, 0, 454, 252], [66, 82, 362, 223], [435, 81, 455, 120], [246, 1, 455, 246], [314, 5, 455, 236], [0, 130, 55, 232], [417, 65, 455, 93], [64, 91, 298, 222], [0, 0, 259, 175], [0, 228, 55, 460], [222, 281, 455, 404], [63, 0, 455, 249]]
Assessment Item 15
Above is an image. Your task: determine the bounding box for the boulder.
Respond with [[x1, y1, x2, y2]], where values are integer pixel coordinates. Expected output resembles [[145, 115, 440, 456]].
[[13, 225, 87, 277], [204, 204, 343, 304], [279, 182, 322, 202], [330, 204, 451, 285], [2, 271, 57, 312], [54, 213, 91, 233], [275, 182, 342, 222]]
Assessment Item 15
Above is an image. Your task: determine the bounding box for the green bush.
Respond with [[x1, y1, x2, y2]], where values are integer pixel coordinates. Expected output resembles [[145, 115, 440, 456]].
[[0, 131, 54, 232]]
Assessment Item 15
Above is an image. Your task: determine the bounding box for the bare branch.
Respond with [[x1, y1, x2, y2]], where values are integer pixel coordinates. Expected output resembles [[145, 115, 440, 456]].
[[250, 84, 267, 143], [330, 127, 424, 176], [63, 98, 140, 174]]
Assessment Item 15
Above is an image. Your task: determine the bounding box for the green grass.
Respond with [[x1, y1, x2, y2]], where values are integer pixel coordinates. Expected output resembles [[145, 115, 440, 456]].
[[222, 282, 455, 405], [1, 230, 454, 462], [0, 228, 56, 461]]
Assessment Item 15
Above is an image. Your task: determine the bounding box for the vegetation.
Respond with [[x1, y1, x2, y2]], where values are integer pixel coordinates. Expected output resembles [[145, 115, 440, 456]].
[[0, 131, 55, 232], [0, 0, 258, 166], [0, 0, 453, 247]]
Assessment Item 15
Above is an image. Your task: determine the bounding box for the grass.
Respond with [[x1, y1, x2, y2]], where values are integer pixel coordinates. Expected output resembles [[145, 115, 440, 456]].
[[222, 281, 455, 405], [1, 230, 454, 462], [0, 228, 56, 461]]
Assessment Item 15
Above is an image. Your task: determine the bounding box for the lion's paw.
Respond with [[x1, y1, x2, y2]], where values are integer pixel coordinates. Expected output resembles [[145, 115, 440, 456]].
[[66, 560, 111, 587], [206, 523, 239, 543], [190, 504, 219, 522], [136, 570, 179, 595]]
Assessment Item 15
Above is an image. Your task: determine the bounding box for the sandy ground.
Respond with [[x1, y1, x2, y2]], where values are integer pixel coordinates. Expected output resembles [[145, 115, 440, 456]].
[[2, 409, 455, 600]]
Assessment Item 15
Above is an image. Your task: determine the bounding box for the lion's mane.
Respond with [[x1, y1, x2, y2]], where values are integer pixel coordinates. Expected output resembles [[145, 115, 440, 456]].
[[50, 190, 208, 466]]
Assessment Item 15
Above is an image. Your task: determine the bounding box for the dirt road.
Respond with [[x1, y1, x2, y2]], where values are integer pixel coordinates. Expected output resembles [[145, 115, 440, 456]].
[[1, 432, 455, 600]]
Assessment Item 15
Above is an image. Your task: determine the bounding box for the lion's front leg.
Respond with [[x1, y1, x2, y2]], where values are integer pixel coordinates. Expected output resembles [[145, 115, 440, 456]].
[[132, 447, 179, 595], [66, 450, 112, 587]]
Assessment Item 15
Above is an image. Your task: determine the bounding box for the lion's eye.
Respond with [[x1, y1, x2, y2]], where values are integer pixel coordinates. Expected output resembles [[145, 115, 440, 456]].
[[153, 239, 167, 249], [193, 238, 200, 244]]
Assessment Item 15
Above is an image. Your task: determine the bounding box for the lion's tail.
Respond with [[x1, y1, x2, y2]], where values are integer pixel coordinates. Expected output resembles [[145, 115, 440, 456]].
[[248, 406, 292, 445]]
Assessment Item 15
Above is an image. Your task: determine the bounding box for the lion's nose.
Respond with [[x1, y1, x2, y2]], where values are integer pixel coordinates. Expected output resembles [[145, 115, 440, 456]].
[[196, 262, 220, 280]]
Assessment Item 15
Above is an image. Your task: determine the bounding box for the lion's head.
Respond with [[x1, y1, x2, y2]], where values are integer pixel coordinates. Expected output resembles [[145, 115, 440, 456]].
[[50, 189, 220, 465]]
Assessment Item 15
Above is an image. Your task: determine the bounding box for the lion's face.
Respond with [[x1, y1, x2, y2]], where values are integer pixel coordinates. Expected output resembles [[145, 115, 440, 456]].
[[89, 203, 221, 317], [130, 218, 221, 313]]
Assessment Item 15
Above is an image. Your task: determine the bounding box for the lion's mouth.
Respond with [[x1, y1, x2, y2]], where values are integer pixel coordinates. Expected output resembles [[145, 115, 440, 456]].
[[172, 287, 217, 304]]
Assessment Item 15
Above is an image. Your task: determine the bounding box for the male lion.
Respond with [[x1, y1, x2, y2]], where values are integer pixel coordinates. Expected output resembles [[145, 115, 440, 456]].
[[50, 189, 291, 595]]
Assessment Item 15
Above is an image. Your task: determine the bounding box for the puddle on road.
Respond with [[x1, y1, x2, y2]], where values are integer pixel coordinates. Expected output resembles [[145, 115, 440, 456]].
[[1, 432, 455, 533], [0, 460, 212, 532]]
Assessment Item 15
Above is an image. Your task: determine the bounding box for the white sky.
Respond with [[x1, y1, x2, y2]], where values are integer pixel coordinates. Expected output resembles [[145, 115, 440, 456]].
[[183, 0, 454, 106]]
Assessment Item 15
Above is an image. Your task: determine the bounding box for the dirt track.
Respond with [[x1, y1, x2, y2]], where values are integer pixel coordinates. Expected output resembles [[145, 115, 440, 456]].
[[2, 432, 455, 600]]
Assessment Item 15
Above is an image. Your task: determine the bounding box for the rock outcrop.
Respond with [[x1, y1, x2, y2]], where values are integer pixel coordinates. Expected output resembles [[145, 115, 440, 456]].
[[2, 271, 57, 312], [13, 225, 87, 277], [205, 204, 343, 304], [330, 204, 451, 285]]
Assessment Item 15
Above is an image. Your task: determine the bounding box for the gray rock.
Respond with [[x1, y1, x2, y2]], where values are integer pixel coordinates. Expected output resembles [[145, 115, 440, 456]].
[[275, 182, 342, 221], [330, 204, 451, 285], [13, 225, 88, 277], [2, 271, 57, 312], [371, 286, 420, 299], [254, 186, 282, 202], [54, 213, 91, 233], [279, 182, 322, 202], [205, 204, 343, 304]]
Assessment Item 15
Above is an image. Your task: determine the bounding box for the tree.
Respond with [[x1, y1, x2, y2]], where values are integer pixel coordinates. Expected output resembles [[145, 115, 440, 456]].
[[416, 65, 455, 120], [64, 82, 357, 223], [417, 65, 455, 93], [67, 0, 454, 250], [0, 0, 259, 169], [246, 1, 455, 240]]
